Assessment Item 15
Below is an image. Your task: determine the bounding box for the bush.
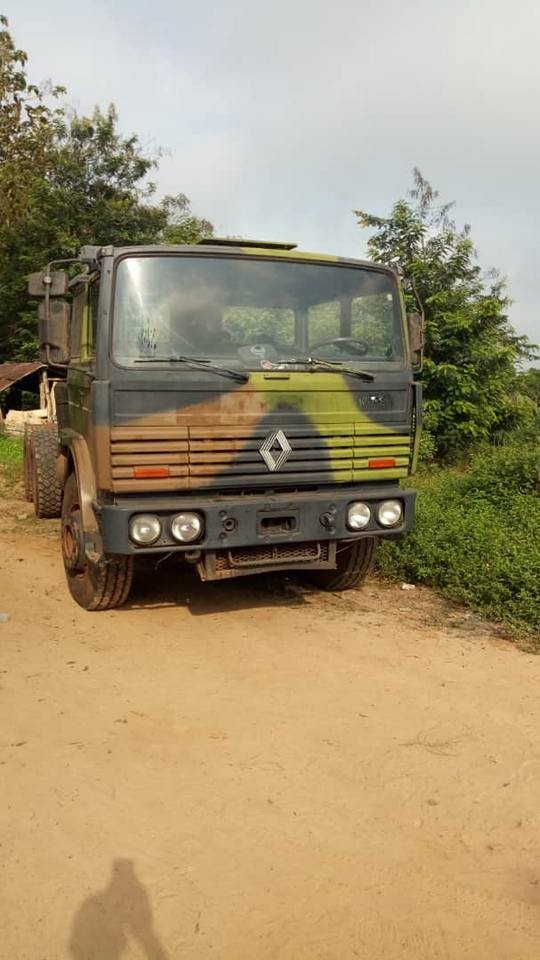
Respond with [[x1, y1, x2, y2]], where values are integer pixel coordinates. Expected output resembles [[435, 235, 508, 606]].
[[378, 443, 540, 642], [461, 441, 539, 500]]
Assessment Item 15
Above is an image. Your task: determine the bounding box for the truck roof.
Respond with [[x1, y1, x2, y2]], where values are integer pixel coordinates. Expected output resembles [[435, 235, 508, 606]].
[[79, 242, 397, 275]]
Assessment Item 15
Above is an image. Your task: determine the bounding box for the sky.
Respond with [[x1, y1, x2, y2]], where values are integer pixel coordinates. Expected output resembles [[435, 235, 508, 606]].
[[9, 0, 540, 345]]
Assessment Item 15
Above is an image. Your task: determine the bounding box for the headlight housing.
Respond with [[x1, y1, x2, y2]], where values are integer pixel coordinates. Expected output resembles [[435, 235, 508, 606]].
[[171, 512, 203, 543], [347, 502, 371, 531], [377, 499, 403, 528], [129, 514, 162, 545]]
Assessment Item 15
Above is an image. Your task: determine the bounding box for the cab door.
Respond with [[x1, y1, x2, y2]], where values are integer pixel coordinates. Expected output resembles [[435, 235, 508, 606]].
[[66, 281, 98, 446]]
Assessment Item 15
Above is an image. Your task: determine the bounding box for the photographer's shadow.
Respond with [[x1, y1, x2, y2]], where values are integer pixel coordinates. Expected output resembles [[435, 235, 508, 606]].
[[69, 859, 170, 960]]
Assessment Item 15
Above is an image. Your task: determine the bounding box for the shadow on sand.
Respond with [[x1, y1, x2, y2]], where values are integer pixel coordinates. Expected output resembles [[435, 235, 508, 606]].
[[69, 859, 170, 960], [125, 555, 311, 616]]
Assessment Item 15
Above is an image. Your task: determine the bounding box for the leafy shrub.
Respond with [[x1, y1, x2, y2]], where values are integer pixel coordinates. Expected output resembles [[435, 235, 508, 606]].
[[461, 441, 539, 501], [417, 429, 437, 464], [379, 443, 540, 642]]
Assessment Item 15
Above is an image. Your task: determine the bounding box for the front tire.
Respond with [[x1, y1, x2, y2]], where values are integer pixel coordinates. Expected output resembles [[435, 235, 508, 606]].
[[309, 537, 377, 591], [61, 473, 134, 610]]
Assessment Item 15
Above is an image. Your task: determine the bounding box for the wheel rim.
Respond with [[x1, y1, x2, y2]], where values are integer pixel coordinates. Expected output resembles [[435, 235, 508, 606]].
[[62, 504, 86, 573]]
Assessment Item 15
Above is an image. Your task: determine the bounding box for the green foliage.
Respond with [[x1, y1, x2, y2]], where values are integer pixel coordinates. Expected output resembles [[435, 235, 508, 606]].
[[0, 430, 23, 465], [378, 441, 540, 641], [0, 16, 213, 362], [417, 429, 437, 464], [0, 14, 64, 362], [0, 430, 23, 493], [517, 367, 540, 408], [159, 194, 213, 245], [224, 307, 296, 346], [355, 170, 538, 457], [461, 441, 539, 500]]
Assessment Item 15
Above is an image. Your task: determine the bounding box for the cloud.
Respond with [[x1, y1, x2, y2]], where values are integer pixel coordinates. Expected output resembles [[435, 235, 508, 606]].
[[9, 0, 540, 342]]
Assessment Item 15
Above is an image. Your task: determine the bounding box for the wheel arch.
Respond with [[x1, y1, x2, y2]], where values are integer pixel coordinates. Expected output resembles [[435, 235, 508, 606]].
[[62, 432, 99, 533]]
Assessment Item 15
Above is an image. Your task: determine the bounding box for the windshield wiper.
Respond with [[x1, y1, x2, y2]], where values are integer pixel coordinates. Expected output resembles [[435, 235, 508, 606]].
[[134, 356, 248, 383], [277, 357, 375, 382]]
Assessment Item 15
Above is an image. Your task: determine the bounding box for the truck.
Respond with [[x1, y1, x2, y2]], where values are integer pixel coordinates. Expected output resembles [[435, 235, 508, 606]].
[[23, 238, 423, 610]]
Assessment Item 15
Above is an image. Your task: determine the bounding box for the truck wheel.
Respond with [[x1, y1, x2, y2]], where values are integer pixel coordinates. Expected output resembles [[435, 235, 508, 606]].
[[31, 426, 62, 518], [309, 537, 377, 591], [23, 425, 37, 502], [61, 473, 134, 611]]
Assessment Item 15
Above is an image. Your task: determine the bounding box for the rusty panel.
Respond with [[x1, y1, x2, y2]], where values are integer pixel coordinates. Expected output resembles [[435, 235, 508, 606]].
[[111, 453, 189, 466], [110, 426, 188, 441], [0, 361, 44, 393]]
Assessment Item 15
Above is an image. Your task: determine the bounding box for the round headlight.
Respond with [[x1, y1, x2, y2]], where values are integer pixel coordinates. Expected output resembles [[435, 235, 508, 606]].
[[171, 512, 203, 543], [347, 502, 371, 531], [377, 499, 403, 528], [129, 514, 161, 545]]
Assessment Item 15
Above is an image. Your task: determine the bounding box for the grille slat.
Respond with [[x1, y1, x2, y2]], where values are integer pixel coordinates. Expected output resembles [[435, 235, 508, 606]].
[[110, 424, 411, 492]]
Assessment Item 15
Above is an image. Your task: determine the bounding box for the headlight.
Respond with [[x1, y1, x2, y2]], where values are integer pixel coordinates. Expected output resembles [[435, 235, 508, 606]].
[[347, 502, 371, 530], [171, 512, 203, 543], [377, 499, 403, 527], [129, 514, 162, 545]]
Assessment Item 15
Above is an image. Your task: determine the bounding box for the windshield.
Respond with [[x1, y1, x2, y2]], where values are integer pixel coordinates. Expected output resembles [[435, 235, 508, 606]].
[[112, 255, 405, 369]]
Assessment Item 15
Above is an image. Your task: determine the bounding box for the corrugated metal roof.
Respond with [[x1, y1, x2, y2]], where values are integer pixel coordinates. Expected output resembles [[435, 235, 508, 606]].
[[0, 361, 45, 393]]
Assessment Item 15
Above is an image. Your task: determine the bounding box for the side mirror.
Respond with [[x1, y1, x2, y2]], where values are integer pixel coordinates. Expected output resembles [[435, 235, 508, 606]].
[[38, 300, 71, 366], [28, 270, 69, 298], [407, 312, 425, 371]]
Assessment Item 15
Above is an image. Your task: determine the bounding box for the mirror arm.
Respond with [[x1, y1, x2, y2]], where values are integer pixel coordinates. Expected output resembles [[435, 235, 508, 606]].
[[409, 274, 425, 325], [45, 349, 68, 371]]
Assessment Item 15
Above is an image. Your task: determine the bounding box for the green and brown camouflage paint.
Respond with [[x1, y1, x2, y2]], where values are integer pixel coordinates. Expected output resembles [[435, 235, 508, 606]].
[[58, 244, 420, 548]]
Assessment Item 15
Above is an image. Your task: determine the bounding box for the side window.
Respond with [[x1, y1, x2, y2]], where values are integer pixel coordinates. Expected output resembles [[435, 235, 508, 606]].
[[70, 291, 84, 360], [80, 282, 99, 363], [89, 281, 99, 351]]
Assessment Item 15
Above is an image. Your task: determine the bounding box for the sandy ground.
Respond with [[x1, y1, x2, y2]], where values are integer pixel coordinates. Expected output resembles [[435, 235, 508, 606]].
[[1, 496, 540, 960]]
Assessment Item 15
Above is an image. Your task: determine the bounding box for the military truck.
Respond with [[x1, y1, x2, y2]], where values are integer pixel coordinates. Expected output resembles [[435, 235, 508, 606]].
[[24, 239, 423, 610]]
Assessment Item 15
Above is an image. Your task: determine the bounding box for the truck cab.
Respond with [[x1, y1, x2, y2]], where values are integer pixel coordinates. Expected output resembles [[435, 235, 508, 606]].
[[26, 239, 423, 609]]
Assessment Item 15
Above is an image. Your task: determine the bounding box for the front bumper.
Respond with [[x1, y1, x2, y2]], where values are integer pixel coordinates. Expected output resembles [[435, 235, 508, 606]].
[[97, 484, 416, 556]]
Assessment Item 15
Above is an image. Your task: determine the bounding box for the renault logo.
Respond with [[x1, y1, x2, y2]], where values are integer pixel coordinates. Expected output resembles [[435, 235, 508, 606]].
[[259, 429, 292, 472]]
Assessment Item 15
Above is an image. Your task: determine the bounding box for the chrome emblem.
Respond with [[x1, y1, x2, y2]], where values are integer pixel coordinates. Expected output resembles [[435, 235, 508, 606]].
[[259, 429, 292, 472]]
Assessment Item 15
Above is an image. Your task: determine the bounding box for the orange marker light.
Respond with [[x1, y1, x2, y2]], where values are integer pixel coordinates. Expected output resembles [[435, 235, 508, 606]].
[[368, 458, 396, 469], [133, 466, 171, 479]]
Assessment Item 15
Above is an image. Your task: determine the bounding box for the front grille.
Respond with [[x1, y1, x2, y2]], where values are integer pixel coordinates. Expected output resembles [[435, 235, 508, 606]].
[[215, 541, 327, 571], [110, 423, 411, 492]]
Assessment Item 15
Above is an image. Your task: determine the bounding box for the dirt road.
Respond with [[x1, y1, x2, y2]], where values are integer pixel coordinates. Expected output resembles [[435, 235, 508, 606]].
[[1, 501, 540, 959]]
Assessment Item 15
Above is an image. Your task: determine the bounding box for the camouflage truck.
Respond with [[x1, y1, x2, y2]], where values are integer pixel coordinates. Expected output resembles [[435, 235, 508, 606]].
[[24, 238, 423, 610]]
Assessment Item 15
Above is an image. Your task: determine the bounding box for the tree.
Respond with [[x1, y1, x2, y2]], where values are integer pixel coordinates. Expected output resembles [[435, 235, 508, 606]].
[[0, 16, 213, 361], [0, 14, 64, 224], [0, 13, 64, 360], [159, 193, 213, 245], [355, 170, 537, 456], [517, 368, 540, 407]]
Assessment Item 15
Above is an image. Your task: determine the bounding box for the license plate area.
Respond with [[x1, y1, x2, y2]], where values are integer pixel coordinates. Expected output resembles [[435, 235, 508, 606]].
[[257, 511, 298, 536]]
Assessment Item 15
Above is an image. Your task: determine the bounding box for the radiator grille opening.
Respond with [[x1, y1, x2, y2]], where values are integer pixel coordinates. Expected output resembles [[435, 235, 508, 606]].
[[215, 541, 328, 571]]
